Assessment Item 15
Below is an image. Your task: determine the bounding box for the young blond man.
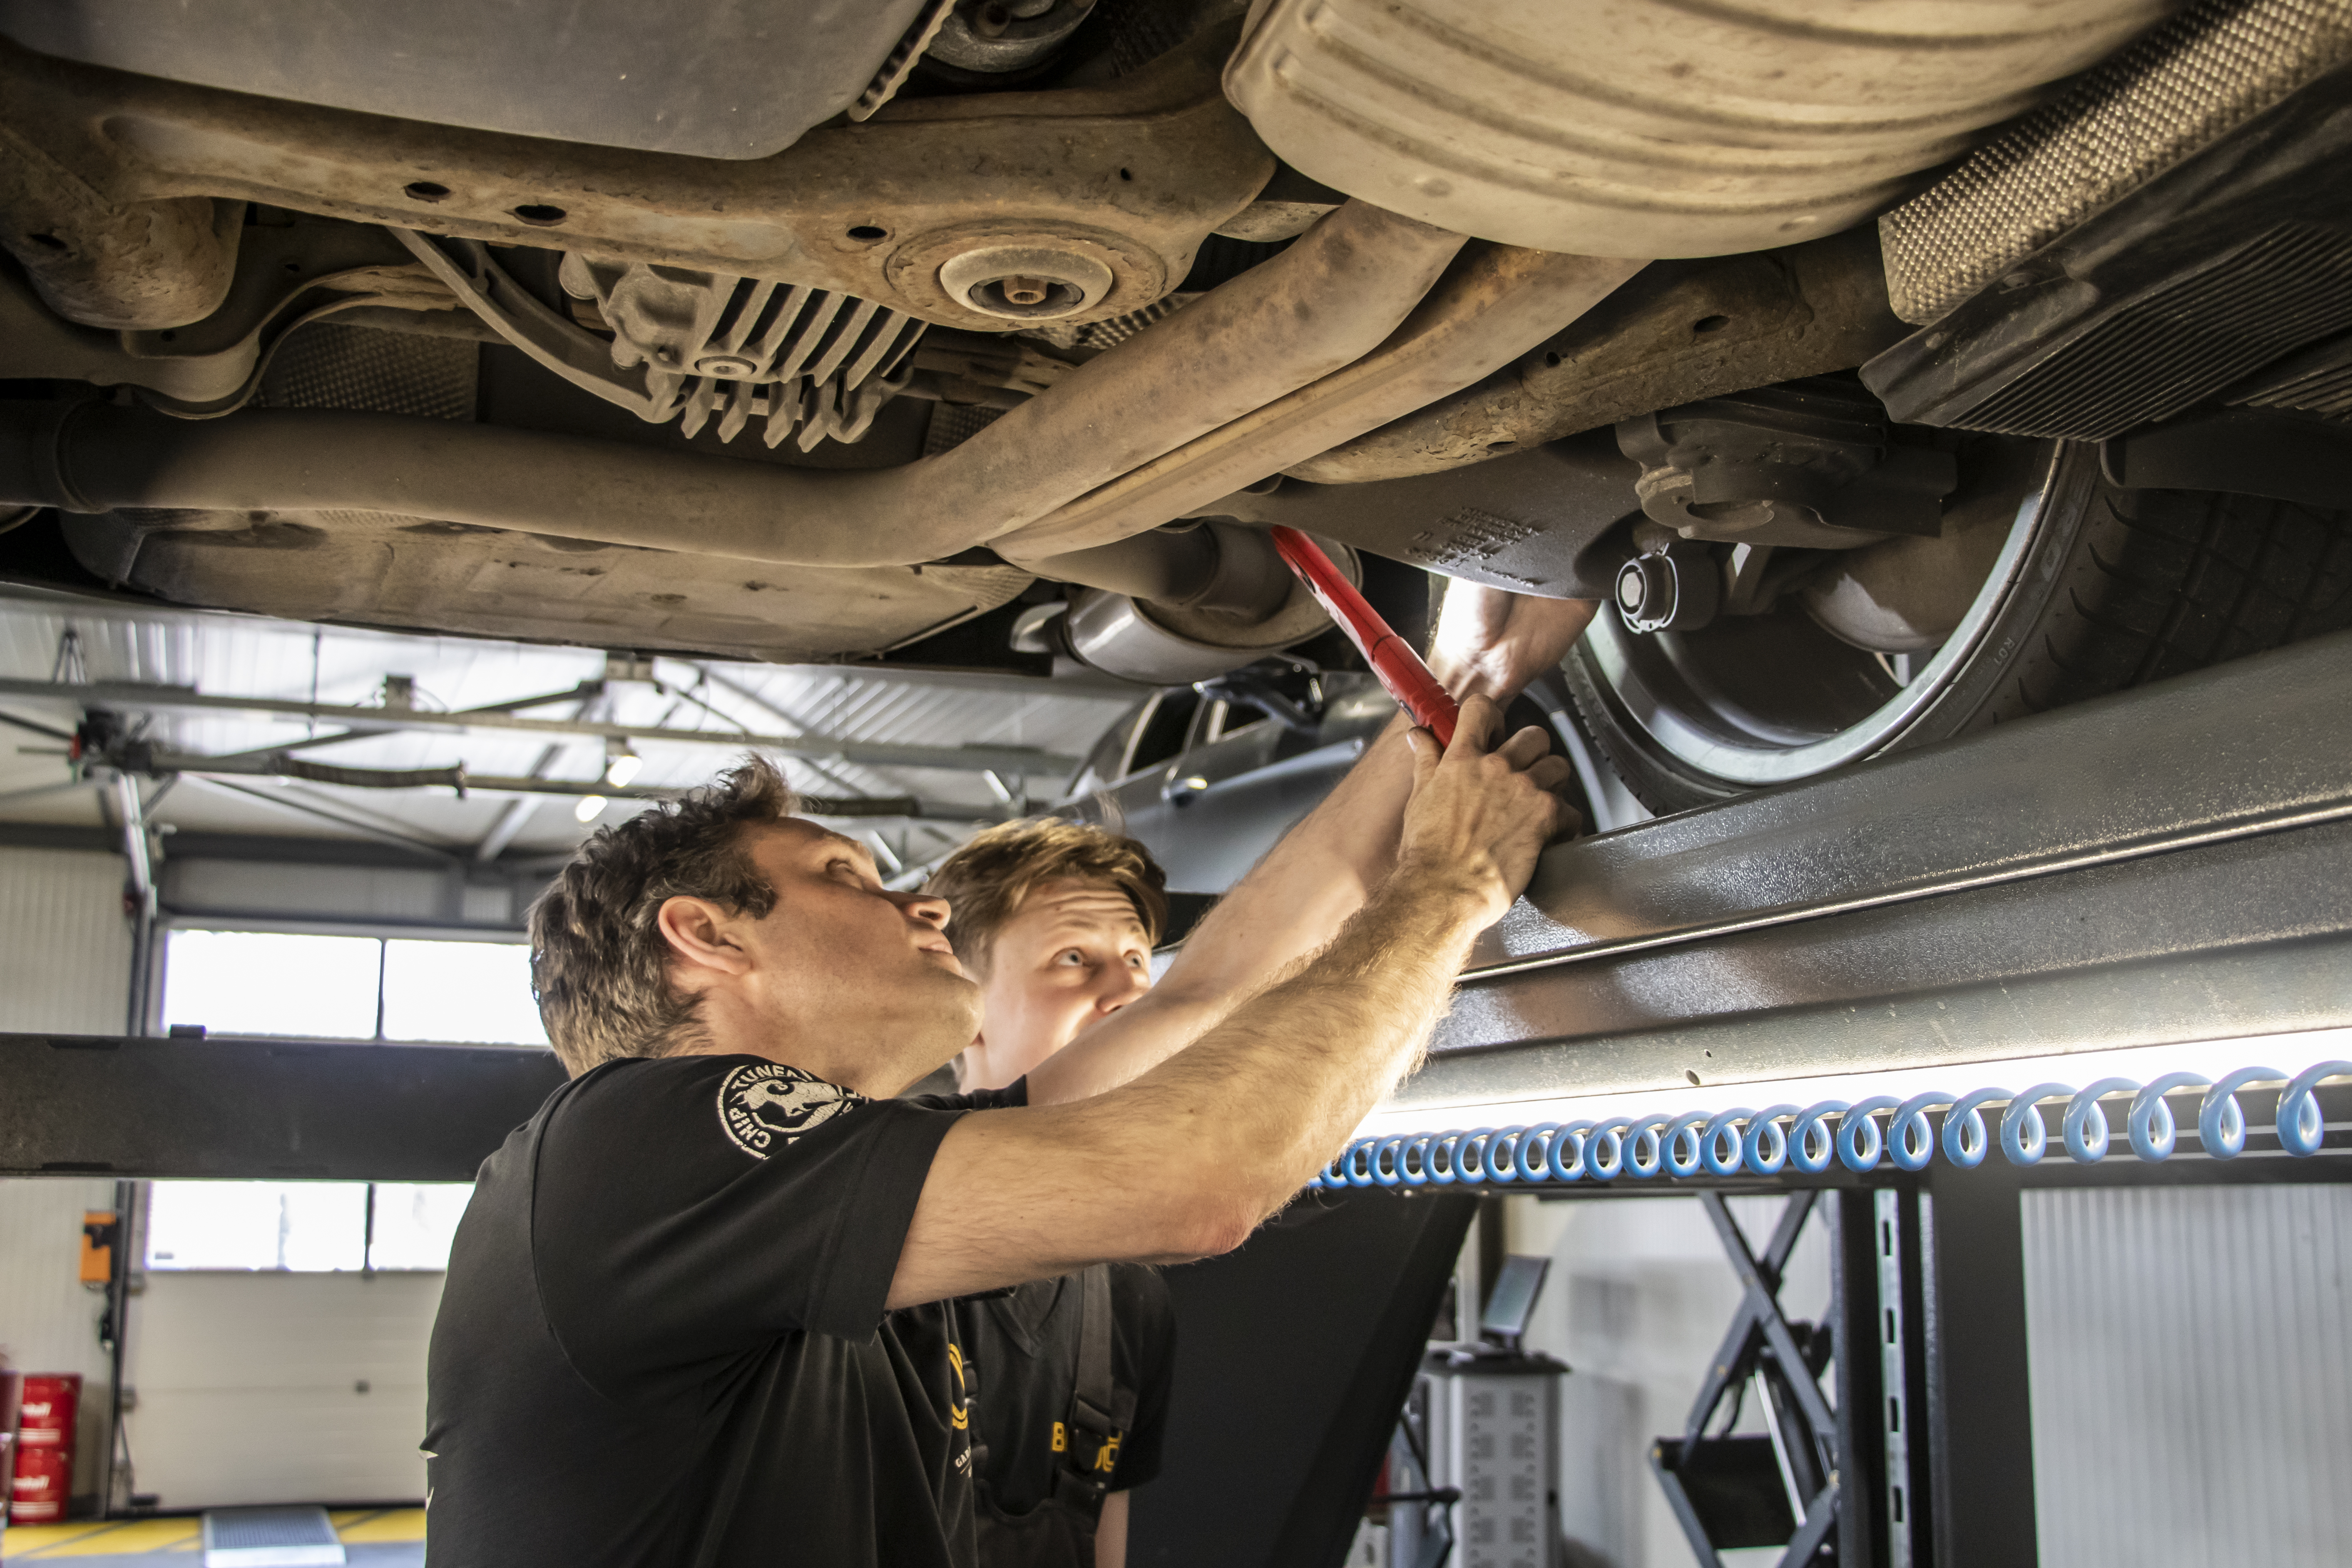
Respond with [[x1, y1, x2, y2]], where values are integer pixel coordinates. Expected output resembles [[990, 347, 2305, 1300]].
[[913, 580, 1599, 1567], [921, 821, 1174, 1568]]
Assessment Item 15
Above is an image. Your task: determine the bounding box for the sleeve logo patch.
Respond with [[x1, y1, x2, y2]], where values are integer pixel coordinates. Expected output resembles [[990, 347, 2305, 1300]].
[[717, 1062, 863, 1158]]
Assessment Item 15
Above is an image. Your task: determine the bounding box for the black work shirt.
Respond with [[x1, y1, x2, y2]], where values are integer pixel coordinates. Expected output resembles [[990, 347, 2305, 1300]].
[[960, 1267, 1177, 1514], [422, 1053, 1023, 1568]]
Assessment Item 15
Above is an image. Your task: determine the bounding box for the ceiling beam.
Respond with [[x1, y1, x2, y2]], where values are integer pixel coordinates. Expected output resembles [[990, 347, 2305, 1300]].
[[0, 677, 1081, 776], [0, 820, 549, 875], [0, 584, 1137, 697], [184, 774, 470, 863], [163, 756, 1004, 821]]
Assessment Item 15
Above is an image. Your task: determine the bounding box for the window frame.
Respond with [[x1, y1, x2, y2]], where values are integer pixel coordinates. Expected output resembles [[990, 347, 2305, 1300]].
[[1118, 688, 1208, 780], [156, 920, 547, 1047], [141, 1176, 475, 1275]]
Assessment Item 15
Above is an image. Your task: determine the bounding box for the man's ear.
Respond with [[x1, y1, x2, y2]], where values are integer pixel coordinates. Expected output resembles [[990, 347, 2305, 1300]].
[[656, 895, 755, 980]]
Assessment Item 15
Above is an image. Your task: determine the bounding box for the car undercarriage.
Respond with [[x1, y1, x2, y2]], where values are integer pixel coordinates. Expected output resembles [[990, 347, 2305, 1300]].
[[4, 0, 2350, 807]]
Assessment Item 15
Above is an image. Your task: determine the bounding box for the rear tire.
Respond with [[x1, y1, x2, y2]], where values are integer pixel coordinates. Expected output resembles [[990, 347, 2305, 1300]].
[[1566, 442, 2352, 813]]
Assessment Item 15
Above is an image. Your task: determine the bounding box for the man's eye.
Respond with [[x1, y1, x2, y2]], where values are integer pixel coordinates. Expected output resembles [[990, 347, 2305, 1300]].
[[1057, 950, 1085, 966]]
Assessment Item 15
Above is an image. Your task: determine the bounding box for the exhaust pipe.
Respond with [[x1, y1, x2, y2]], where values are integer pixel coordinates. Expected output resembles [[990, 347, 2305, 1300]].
[[0, 202, 1468, 569], [992, 247, 1647, 562]]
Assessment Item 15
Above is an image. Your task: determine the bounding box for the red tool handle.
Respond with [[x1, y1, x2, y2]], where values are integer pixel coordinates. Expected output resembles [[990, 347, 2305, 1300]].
[[1269, 527, 1460, 747]]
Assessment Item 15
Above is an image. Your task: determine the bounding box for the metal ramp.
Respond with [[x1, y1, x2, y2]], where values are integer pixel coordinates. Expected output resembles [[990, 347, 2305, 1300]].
[[201, 1506, 346, 1568]]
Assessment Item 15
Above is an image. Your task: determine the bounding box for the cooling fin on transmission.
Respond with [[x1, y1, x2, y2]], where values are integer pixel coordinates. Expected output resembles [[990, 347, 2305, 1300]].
[[560, 256, 927, 450]]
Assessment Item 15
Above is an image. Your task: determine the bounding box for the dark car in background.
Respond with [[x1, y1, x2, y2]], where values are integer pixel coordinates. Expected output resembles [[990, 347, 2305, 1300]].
[[1061, 660, 1640, 896], [1063, 668, 1392, 893]]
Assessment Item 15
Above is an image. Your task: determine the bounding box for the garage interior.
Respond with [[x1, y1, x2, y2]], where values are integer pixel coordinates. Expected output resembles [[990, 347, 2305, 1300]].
[[4, 588, 2350, 1568], [3, 0, 2352, 1565]]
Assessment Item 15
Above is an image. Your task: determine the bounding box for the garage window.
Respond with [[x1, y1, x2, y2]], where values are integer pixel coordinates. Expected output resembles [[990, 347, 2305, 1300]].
[[147, 927, 530, 1272], [144, 1178, 472, 1272], [1124, 690, 1201, 776], [161, 929, 548, 1046]]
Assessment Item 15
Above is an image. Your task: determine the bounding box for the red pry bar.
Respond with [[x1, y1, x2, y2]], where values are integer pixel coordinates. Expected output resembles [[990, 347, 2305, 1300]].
[[1269, 527, 1460, 747]]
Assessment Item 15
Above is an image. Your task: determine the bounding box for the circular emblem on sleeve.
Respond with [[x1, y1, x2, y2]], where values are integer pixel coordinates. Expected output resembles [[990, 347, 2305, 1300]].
[[716, 1062, 864, 1158]]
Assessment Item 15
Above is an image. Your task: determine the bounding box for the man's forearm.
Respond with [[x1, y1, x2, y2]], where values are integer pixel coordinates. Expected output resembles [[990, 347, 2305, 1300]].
[[1151, 713, 1415, 1005], [1104, 865, 1487, 1229], [1029, 715, 1417, 1106]]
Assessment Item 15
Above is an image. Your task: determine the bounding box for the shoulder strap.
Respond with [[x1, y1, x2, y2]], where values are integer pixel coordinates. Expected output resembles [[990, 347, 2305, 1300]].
[[1073, 1264, 1116, 1431], [1052, 1265, 1140, 1511]]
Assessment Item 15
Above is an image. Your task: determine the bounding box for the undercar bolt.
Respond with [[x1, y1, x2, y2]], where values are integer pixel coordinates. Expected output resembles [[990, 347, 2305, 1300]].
[[1616, 542, 1720, 635]]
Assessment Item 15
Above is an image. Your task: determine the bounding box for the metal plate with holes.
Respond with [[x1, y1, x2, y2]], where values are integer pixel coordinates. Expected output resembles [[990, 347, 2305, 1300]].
[[201, 1505, 346, 1568]]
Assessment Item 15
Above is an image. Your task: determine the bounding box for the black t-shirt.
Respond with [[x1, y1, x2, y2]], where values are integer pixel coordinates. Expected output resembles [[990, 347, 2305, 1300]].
[[958, 1265, 1176, 1516], [423, 1053, 1023, 1568]]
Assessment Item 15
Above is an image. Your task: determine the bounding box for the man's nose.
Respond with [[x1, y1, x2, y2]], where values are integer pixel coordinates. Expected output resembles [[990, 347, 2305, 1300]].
[[893, 889, 950, 931], [1096, 964, 1151, 1014]]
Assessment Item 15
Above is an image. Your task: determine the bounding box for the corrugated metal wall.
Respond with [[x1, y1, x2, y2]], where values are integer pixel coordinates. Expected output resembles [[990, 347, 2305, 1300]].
[[2024, 1184, 2352, 1568], [161, 859, 519, 929], [0, 1177, 123, 1500], [0, 848, 134, 1502], [0, 846, 131, 1034], [120, 1272, 441, 1508]]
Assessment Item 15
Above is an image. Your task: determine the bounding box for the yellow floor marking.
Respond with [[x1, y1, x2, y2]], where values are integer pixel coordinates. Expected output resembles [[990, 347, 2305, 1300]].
[[336, 1507, 426, 1543], [10, 1516, 202, 1556], [3, 1504, 425, 1558], [0, 1521, 120, 1551]]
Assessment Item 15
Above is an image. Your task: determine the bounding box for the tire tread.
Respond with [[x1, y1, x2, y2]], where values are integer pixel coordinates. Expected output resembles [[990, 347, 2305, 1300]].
[[1977, 486, 2352, 726]]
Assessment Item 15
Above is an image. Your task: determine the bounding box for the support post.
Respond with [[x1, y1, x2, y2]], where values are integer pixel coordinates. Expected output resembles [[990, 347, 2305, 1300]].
[[1832, 1191, 1883, 1567], [1921, 1163, 2037, 1568]]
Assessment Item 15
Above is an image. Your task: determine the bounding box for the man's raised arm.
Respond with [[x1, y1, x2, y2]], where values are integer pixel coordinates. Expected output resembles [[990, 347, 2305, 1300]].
[[1028, 585, 1597, 1106], [888, 696, 1567, 1307]]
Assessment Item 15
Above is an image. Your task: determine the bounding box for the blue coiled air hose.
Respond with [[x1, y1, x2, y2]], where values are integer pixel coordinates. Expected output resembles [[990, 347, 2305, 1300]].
[[1312, 1062, 2352, 1190]]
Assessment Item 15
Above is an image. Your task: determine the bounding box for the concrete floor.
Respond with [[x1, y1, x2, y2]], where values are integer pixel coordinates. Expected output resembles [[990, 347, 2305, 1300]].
[[1, 1508, 423, 1565]]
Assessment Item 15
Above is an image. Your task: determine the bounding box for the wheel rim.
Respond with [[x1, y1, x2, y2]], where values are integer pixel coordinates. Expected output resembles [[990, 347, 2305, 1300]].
[[1579, 440, 2080, 788]]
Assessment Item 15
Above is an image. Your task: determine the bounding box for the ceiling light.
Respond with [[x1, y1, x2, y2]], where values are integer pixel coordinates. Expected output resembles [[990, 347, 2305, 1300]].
[[574, 794, 609, 823], [604, 738, 641, 788]]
